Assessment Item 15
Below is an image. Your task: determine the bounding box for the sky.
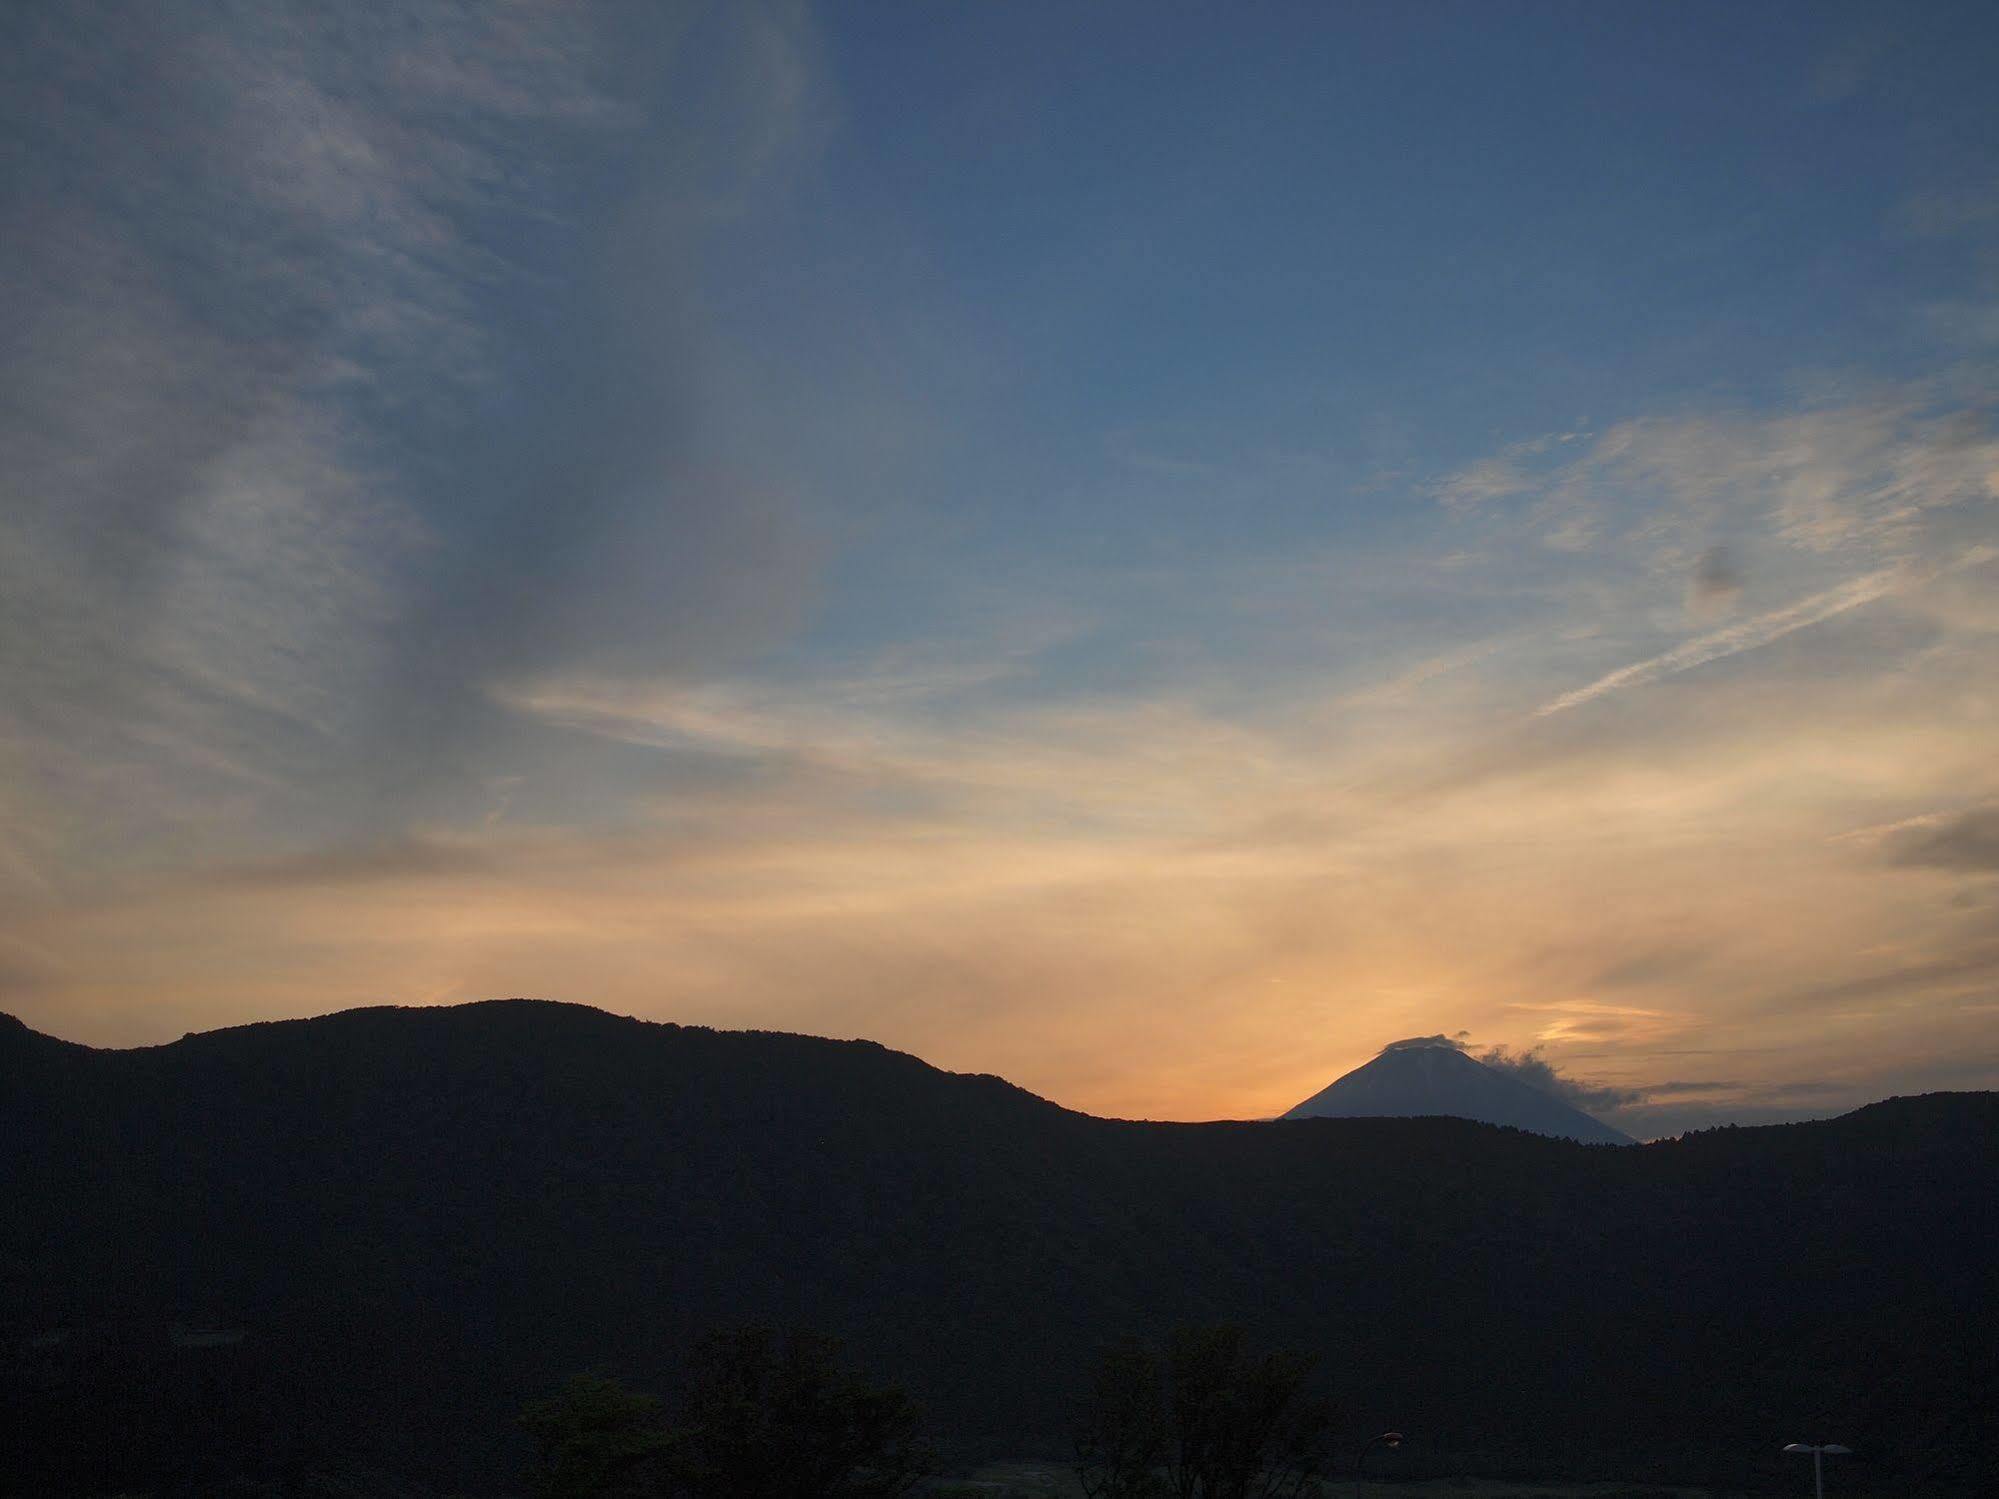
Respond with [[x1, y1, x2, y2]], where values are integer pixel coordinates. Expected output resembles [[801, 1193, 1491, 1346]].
[[3, 1, 1997, 1136]]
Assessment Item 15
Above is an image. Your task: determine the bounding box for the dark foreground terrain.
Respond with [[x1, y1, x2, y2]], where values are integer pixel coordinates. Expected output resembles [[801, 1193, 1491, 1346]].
[[3, 1001, 1995, 1496]]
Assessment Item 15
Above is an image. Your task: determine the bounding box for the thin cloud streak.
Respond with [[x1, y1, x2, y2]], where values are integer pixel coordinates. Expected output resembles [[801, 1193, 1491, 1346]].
[[1535, 565, 1905, 716]]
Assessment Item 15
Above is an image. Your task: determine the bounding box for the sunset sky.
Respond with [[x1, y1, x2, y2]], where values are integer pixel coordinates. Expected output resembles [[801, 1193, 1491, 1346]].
[[4, 1, 1997, 1134]]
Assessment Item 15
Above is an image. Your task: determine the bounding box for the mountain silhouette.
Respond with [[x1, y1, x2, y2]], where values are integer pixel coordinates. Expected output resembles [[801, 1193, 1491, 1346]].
[[1282, 1040, 1634, 1144], [3, 1001, 1995, 1495]]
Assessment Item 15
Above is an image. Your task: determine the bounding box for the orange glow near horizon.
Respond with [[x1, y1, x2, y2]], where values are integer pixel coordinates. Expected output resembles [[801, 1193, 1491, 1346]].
[[3, 5, 1997, 1141], [10, 608, 1997, 1136]]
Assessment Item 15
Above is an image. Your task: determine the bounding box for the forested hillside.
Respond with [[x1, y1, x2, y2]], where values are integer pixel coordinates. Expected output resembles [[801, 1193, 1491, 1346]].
[[3, 1002, 1994, 1496]]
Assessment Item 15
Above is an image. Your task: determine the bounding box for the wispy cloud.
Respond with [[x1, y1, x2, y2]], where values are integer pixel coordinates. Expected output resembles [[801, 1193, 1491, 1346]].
[[1535, 535, 1998, 716], [1438, 396, 1999, 562], [4, 5, 1999, 1129], [0, 2, 639, 880], [0, 1, 841, 890], [1433, 432, 1586, 509], [1503, 1000, 1689, 1046], [1881, 806, 1999, 873], [1536, 565, 1905, 715]]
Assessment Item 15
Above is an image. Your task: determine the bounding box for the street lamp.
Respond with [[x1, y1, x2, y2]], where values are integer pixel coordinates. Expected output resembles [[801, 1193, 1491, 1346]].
[[1783, 1441, 1851, 1499], [1356, 1430, 1403, 1499]]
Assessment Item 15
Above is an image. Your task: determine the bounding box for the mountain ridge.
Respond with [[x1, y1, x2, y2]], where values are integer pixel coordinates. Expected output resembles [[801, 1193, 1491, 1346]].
[[4, 1001, 1996, 1495], [0, 999, 1068, 1109], [0, 1000, 1935, 1138]]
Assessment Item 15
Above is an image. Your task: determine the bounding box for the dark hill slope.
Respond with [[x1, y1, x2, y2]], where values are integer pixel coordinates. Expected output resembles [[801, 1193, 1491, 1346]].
[[2, 1002, 1995, 1496]]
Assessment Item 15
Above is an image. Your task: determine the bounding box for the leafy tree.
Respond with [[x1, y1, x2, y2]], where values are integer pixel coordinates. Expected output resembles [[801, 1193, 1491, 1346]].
[[1074, 1337, 1169, 1499], [1162, 1326, 1330, 1499], [669, 1325, 931, 1499], [1075, 1327, 1332, 1499], [522, 1331, 930, 1499], [520, 1375, 675, 1499]]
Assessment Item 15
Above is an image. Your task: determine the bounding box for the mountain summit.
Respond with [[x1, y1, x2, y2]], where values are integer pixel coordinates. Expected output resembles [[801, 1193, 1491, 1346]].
[[1283, 1040, 1634, 1144]]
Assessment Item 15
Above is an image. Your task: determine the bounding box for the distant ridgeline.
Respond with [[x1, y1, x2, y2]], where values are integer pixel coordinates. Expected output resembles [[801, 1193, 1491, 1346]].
[[3, 1002, 1995, 1496]]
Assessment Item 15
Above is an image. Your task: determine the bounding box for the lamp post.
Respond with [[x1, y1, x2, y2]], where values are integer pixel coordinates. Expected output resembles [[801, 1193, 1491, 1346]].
[[1355, 1430, 1402, 1499], [1782, 1441, 1851, 1499]]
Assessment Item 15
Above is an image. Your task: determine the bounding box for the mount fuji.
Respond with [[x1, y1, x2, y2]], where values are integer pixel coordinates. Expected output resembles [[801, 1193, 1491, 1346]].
[[1283, 1039, 1634, 1144]]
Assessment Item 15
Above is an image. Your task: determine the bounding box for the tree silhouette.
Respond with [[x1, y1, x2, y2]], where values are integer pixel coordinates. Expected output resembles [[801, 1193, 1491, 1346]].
[[522, 1330, 930, 1499], [520, 1374, 675, 1499], [671, 1325, 931, 1499], [1075, 1327, 1333, 1499], [1074, 1336, 1168, 1499]]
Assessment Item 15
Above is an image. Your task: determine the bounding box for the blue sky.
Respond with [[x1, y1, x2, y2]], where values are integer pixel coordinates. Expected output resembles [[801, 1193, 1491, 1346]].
[[3, 1, 1997, 1131]]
